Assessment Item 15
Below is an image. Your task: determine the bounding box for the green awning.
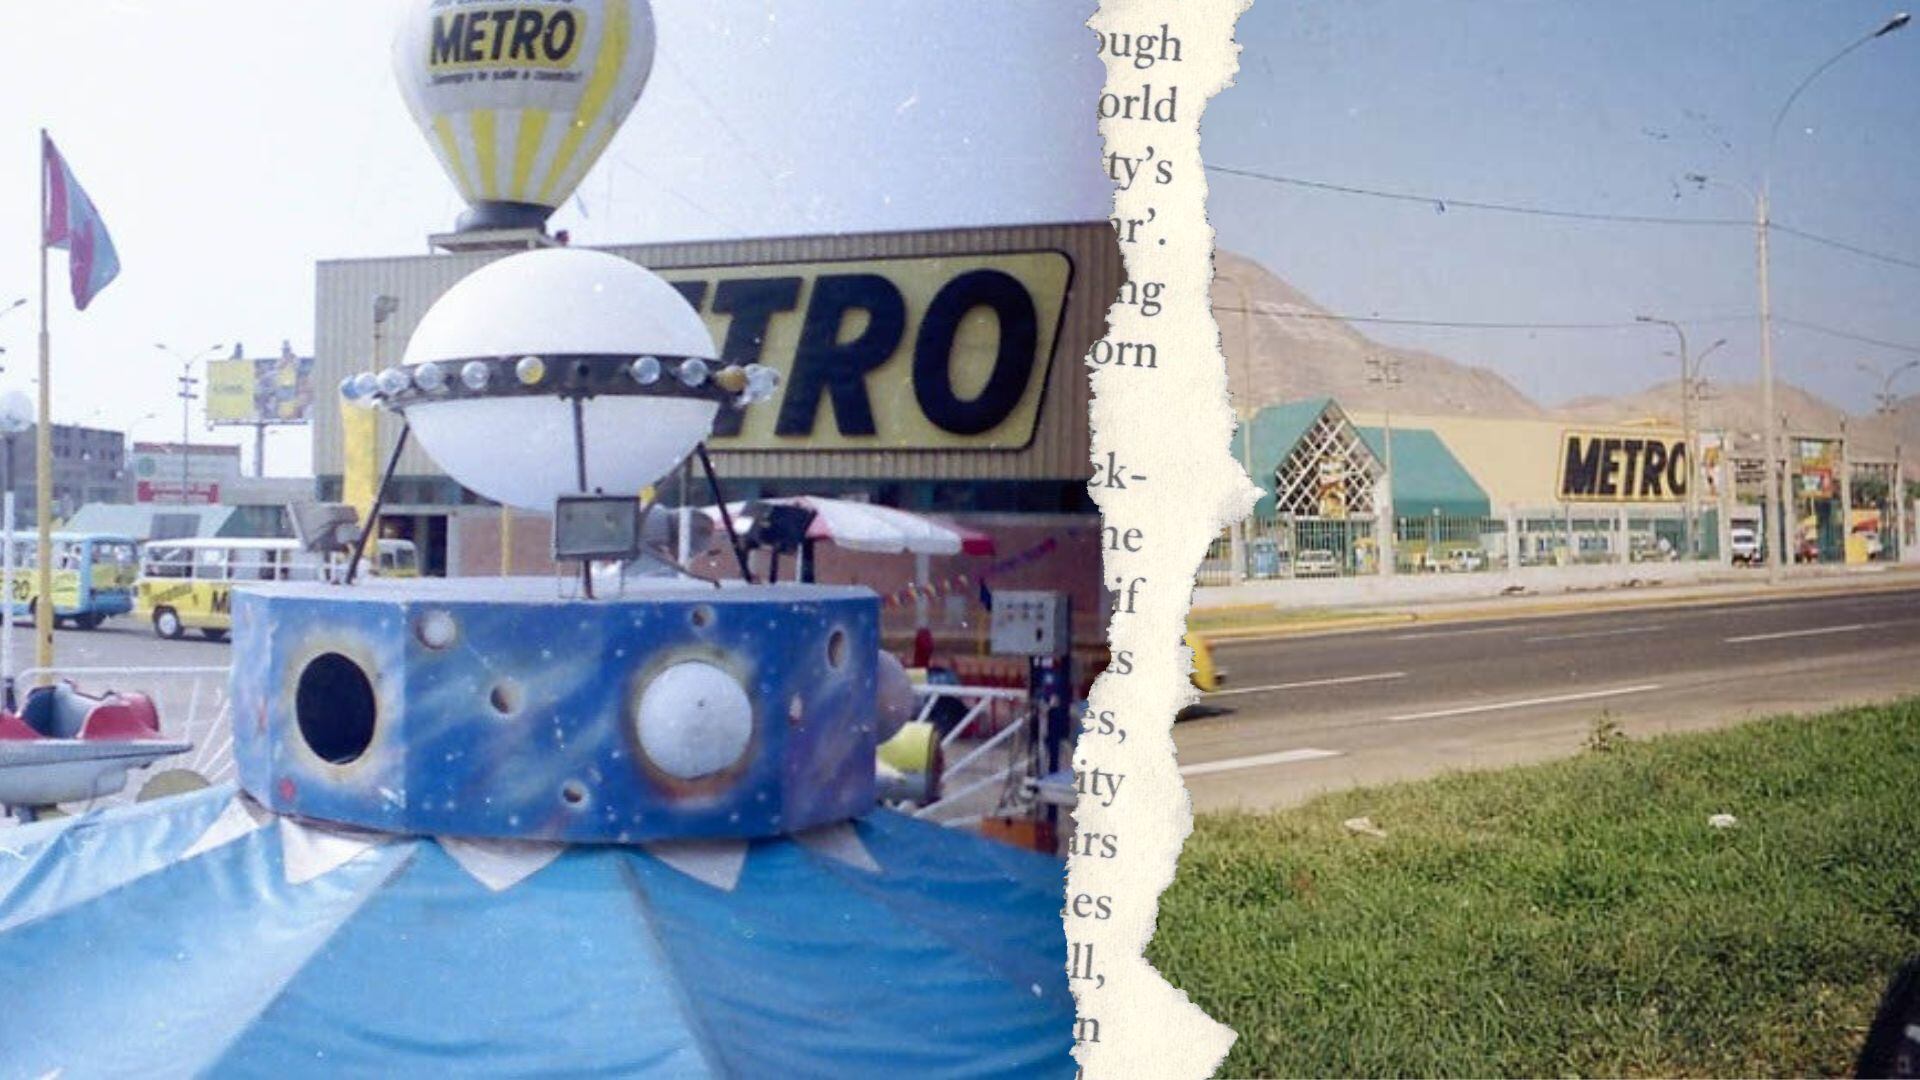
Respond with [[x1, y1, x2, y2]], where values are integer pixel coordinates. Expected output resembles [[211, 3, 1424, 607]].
[[1354, 426, 1491, 518]]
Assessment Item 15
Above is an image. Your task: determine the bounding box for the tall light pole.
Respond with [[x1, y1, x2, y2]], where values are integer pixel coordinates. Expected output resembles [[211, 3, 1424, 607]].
[[1763, 11, 1905, 580], [1216, 274, 1256, 583], [0, 389, 32, 711], [155, 343, 225, 506], [1862, 358, 1919, 558], [1687, 12, 1909, 580], [1635, 315, 1727, 559], [1365, 353, 1401, 574]]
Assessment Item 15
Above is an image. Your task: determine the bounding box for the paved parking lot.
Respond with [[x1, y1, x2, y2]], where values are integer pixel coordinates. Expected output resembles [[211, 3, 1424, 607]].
[[9, 612, 231, 675]]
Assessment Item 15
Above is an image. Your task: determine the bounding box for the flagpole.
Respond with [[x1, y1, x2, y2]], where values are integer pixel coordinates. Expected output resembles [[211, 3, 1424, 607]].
[[34, 129, 53, 676]]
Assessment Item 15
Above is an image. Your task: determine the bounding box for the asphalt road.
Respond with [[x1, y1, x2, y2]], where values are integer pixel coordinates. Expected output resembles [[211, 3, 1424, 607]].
[[3, 612, 231, 674], [1178, 583, 1920, 812]]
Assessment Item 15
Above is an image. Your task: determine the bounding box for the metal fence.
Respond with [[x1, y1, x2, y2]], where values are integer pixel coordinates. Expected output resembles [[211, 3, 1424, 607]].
[[1200, 507, 1717, 585]]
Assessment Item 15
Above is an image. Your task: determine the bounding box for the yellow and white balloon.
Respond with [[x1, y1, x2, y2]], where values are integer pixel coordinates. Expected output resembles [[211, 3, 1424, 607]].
[[393, 0, 656, 230]]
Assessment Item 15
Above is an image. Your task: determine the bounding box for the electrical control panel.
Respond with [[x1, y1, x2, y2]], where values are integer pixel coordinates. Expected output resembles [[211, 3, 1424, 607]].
[[989, 590, 1071, 657]]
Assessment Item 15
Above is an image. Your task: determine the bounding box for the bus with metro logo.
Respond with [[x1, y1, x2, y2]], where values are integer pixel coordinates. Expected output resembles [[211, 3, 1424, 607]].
[[134, 537, 418, 640]]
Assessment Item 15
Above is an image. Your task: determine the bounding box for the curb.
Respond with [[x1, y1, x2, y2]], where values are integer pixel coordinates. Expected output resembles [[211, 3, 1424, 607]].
[[1188, 573, 1920, 645]]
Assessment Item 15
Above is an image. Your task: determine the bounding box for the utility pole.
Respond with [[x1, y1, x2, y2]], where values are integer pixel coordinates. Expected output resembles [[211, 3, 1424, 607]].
[[1687, 10, 1910, 583], [1365, 353, 1401, 575], [1219, 273, 1256, 584], [1637, 316, 1725, 560], [155, 342, 225, 505], [1862, 358, 1918, 559]]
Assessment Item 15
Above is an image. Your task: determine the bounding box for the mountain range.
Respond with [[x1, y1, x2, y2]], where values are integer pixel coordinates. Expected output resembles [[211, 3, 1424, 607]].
[[1216, 250, 1920, 459]]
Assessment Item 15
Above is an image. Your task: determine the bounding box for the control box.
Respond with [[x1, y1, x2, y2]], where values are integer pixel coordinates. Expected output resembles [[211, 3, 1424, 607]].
[[989, 590, 1071, 657]]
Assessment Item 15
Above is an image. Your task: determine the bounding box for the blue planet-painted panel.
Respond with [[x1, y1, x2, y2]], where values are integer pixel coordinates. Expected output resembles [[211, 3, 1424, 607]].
[[231, 579, 879, 842]]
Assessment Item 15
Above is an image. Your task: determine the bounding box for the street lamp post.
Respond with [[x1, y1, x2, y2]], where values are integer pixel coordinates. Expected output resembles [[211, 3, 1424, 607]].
[[1635, 315, 1727, 560], [154, 343, 225, 506], [1862, 358, 1919, 558], [1366, 353, 1401, 575], [0, 389, 34, 711], [1217, 274, 1256, 585], [1690, 11, 1908, 583]]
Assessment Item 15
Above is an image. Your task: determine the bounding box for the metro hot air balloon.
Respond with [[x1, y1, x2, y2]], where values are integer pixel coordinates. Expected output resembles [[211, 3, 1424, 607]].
[[393, 0, 657, 233]]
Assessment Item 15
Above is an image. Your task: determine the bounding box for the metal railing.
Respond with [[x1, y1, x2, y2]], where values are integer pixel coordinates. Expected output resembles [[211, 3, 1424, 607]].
[[1200, 506, 1724, 584], [900, 682, 1036, 829]]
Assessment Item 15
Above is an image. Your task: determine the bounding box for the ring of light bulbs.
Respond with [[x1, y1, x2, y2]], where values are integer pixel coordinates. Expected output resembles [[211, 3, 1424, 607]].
[[339, 354, 781, 411]]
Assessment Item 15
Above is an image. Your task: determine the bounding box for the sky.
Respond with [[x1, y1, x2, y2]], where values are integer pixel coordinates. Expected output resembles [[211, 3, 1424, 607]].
[[1207, 1, 1920, 414], [0, 1, 1107, 478]]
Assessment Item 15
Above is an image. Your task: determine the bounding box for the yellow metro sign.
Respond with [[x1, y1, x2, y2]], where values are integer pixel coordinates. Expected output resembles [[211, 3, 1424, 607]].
[[660, 250, 1073, 452], [1557, 430, 1691, 503]]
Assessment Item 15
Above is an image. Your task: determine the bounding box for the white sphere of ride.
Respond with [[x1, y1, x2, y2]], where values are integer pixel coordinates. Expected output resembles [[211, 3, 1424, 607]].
[[399, 248, 719, 512], [874, 651, 916, 743], [635, 661, 755, 780]]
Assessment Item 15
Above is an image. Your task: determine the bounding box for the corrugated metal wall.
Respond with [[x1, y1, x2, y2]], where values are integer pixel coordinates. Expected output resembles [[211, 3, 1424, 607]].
[[313, 222, 1121, 490]]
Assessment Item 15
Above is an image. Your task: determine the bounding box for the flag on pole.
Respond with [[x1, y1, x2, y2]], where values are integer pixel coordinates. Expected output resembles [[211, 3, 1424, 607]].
[[41, 135, 120, 311]]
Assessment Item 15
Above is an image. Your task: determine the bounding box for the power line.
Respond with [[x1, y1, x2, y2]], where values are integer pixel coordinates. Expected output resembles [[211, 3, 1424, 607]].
[[1771, 224, 1920, 273], [1778, 317, 1920, 356], [1211, 304, 1752, 332], [1206, 163, 1747, 227], [1210, 163, 1920, 274], [1213, 300, 1920, 358]]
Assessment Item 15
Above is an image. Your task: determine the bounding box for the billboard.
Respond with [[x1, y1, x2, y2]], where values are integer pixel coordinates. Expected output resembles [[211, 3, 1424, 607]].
[[1557, 429, 1690, 503], [669, 250, 1073, 452], [207, 348, 315, 425], [1794, 438, 1840, 499]]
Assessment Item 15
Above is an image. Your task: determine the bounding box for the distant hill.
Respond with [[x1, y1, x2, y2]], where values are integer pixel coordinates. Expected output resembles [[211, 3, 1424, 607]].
[[1555, 380, 1908, 458], [1217, 251, 1544, 417], [1220, 249, 1912, 460]]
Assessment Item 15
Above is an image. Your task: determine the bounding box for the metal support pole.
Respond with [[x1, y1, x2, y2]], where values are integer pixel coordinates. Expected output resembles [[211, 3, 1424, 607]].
[[571, 396, 593, 599], [36, 128, 54, 675], [346, 422, 410, 585], [1839, 419, 1853, 563], [1718, 449, 1735, 564], [3, 434, 15, 712], [694, 443, 754, 584]]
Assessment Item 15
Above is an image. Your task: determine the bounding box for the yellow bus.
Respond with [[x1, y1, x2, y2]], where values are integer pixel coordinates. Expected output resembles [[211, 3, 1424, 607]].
[[136, 538, 337, 641], [1, 532, 139, 630], [376, 538, 419, 578]]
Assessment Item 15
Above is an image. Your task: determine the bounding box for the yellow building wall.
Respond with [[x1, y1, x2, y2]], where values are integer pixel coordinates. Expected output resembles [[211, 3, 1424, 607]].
[[1344, 410, 1684, 510]]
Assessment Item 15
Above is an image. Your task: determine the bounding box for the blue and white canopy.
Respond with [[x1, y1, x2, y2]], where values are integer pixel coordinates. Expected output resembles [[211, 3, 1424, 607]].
[[0, 785, 1074, 1076]]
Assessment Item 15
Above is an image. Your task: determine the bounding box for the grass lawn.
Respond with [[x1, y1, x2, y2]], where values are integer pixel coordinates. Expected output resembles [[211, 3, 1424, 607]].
[[1149, 700, 1920, 1077]]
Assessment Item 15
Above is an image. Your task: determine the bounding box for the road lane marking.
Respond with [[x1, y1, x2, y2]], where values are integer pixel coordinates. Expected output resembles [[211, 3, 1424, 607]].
[[1526, 624, 1666, 644], [1204, 671, 1406, 699], [1180, 747, 1342, 777], [1386, 684, 1662, 723], [1724, 622, 1879, 644], [1385, 625, 1523, 641]]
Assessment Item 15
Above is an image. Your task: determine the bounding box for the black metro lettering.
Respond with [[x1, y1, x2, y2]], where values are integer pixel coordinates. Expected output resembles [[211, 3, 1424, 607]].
[[543, 10, 578, 61], [1667, 443, 1689, 497], [1562, 437, 1603, 497], [709, 277, 802, 437], [776, 274, 906, 437], [431, 14, 464, 65], [1640, 440, 1668, 497], [485, 10, 515, 59], [1597, 438, 1624, 497], [509, 10, 543, 60], [669, 280, 709, 310], [913, 270, 1039, 436]]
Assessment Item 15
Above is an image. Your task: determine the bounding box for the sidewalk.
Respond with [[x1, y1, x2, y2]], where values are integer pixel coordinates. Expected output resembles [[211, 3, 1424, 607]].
[[1190, 561, 1920, 642]]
